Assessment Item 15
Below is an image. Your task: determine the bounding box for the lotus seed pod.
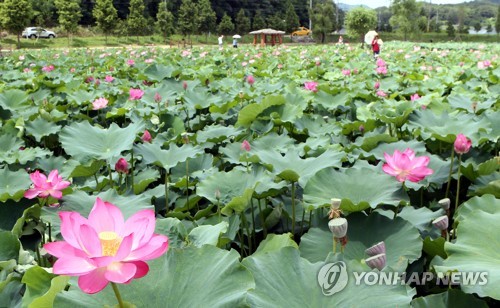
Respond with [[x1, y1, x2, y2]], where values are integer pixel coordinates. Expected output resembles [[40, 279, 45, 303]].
[[328, 218, 348, 238], [366, 253, 386, 270], [432, 215, 449, 231], [365, 241, 386, 256], [438, 198, 450, 210], [330, 198, 341, 210]]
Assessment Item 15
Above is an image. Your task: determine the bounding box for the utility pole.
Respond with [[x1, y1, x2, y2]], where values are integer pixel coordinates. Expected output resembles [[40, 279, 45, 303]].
[[309, 0, 312, 30]]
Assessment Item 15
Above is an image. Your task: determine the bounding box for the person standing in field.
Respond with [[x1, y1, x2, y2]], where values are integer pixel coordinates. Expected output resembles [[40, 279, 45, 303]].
[[372, 35, 381, 56], [218, 35, 224, 47]]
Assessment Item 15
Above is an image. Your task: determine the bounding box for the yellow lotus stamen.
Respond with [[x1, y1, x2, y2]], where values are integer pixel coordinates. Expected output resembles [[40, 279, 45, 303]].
[[99, 231, 122, 256]]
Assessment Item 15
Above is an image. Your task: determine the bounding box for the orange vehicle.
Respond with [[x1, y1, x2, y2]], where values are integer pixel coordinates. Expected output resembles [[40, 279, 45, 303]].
[[291, 26, 311, 36]]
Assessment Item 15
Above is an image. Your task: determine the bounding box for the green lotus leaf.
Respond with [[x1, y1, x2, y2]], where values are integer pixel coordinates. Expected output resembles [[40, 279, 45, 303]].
[[134, 142, 203, 170], [407, 109, 490, 144], [303, 166, 408, 211], [154, 218, 189, 249], [55, 246, 254, 307], [411, 289, 488, 308], [21, 266, 70, 308], [133, 168, 160, 195], [0, 199, 36, 232], [434, 195, 500, 300], [254, 148, 344, 187], [65, 89, 95, 106], [195, 124, 242, 143], [60, 121, 144, 162], [242, 247, 415, 307], [254, 233, 298, 256], [0, 167, 31, 202], [142, 64, 176, 81], [299, 212, 422, 272], [37, 156, 80, 180], [197, 169, 255, 215], [70, 160, 106, 178], [0, 89, 30, 113], [468, 173, 500, 198], [236, 95, 285, 127], [188, 221, 229, 248], [26, 117, 61, 142], [0, 231, 20, 261]]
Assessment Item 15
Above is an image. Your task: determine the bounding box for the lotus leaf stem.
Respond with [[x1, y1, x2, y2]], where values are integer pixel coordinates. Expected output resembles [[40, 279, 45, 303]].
[[445, 149, 455, 199], [455, 155, 462, 213], [291, 181, 296, 236], [258, 199, 267, 237]]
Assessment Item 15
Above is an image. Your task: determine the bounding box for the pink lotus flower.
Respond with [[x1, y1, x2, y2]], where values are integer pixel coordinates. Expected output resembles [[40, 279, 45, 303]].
[[410, 93, 420, 101], [241, 140, 251, 152], [42, 65, 55, 72], [105, 75, 114, 83], [454, 134, 472, 154], [376, 66, 387, 75], [129, 88, 144, 100], [24, 170, 71, 199], [374, 81, 380, 89], [304, 81, 318, 92], [246, 75, 255, 85], [141, 130, 152, 143], [92, 98, 108, 110], [126, 59, 135, 66], [115, 158, 129, 174], [341, 69, 351, 76], [382, 148, 434, 183], [44, 198, 169, 294], [376, 58, 386, 67], [182, 81, 188, 90], [376, 90, 387, 97]]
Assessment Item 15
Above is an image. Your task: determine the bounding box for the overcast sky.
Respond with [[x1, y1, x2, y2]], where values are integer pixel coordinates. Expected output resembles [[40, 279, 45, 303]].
[[339, 0, 474, 8]]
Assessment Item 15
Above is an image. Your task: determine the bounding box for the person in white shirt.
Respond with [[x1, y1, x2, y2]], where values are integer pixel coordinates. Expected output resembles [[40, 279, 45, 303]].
[[218, 35, 224, 47]]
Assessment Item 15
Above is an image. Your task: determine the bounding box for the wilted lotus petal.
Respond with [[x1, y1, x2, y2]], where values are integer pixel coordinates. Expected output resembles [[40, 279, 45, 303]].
[[438, 198, 450, 210], [366, 253, 386, 270], [365, 241, 386, 256], [328, 218, 348, 238], [432, 215, 449, 230]]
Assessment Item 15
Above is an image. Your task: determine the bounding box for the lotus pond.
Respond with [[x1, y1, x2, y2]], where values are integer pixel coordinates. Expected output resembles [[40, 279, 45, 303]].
[[0, 41, 499, 307]]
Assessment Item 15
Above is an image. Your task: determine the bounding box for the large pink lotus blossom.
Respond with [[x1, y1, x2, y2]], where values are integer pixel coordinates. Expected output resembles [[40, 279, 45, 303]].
[[24, 170, 71, 199], [382, 148, 434, 183], [105, 75, 114, 83], [376, 58, 386, 67], [129, 88, 144, 100], [376, 90, 387, 97], [92, 98, 108, 110], [376, 66, 387, 75], [44, 198, 169, 294], [454, 134, 472, 154], [304, 81, 318, 92]]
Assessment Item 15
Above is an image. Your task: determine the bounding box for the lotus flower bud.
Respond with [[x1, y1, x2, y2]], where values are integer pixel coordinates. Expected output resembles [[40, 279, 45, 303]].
[[365, 241, 386, 256], [215, 189, 221, 200], [154, 92, 162, 103], [115, 158, 129, 174], [438, 198, 450, 210], [141, 130, 152, 143], [328, 218, 348, 238], [330, 198, 341, 210], [454, 134, 472, 154], [241, 140, 251, 152], [246, 75, 255, 85], [182, 81, 188, 90], [365, 253, 386, 270], [432, 215, 449, 231]]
